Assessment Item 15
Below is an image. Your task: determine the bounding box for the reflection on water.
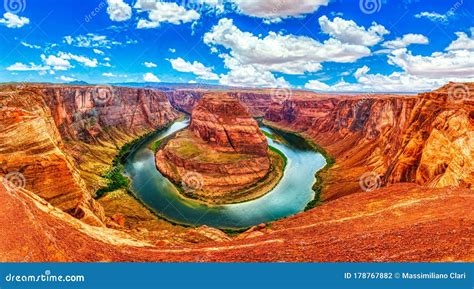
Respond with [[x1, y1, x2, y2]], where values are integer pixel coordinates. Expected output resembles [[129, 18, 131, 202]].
[[124, 118, 326, 229]]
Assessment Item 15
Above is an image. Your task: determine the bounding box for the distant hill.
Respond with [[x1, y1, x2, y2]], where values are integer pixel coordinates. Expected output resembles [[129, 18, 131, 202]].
[[67, 80, 89, 85]]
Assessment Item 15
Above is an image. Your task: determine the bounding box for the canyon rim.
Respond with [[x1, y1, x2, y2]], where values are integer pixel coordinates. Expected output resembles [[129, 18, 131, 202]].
[[0, 0, 473, 266], [0, 82, 472, 262]]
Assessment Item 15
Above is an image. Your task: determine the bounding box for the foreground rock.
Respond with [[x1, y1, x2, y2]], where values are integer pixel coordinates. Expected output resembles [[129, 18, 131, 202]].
[[1, 182, 472, 262], [156, 93, 280, 204]]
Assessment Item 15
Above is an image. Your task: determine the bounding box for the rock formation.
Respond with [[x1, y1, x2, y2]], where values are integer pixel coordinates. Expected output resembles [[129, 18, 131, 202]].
[[1, 181, 472, 262], [0, 84, 179, 227], [0, 83, 472, 262], [156, 93, 278, 203]]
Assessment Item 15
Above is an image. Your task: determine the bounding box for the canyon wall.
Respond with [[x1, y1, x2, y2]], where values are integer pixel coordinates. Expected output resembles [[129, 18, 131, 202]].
[[0, 84, 180, 226], [0, 83, 472, 262], [168, 83, 473, 201], [264, 83, 473, 200]]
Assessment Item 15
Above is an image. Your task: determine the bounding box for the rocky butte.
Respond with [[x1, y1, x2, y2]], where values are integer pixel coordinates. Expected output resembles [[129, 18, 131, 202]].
[[155, 93, 284, 204]]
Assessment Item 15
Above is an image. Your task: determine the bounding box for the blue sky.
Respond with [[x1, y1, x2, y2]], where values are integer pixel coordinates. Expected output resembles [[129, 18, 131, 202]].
[[0, 0, 473, 92]]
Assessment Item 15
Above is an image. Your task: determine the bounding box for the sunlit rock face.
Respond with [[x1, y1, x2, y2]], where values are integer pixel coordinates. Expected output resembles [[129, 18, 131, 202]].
[[189, 93, 269, 156], [156, 93, 272, 203], [0, 84, 180, 227]]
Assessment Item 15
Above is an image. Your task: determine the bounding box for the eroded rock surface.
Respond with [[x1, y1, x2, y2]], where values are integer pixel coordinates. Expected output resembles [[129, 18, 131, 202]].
[[156, 93, 275, 203]]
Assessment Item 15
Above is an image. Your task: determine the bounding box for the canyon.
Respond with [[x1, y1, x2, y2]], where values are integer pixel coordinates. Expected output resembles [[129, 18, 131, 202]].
[[0, 82, 472, 262], [155, 93, 283, 204]]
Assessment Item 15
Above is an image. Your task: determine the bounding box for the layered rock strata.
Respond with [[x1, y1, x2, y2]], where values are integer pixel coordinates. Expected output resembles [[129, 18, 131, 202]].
[[0, 84, 180, 227], [156, 93, 273, 203]]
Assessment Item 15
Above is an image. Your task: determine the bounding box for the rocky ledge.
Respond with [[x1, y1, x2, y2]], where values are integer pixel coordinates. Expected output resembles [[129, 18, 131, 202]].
[[156, 93, 283, 204]]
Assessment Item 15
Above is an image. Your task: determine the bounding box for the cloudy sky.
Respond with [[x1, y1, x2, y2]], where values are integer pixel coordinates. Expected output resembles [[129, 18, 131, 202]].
[[1, 0, 473, 92]]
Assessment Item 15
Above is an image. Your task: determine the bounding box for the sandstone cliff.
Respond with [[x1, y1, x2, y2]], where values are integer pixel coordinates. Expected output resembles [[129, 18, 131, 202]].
[[156, 93, 276, 203], [167, 84, 473, 201], [264, 84, 473, 200], [190, 93, 268, 156], [0, 84, 180, 227]]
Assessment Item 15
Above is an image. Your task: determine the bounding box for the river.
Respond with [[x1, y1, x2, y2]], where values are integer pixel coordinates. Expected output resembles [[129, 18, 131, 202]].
[[124, 118, 326, 229]]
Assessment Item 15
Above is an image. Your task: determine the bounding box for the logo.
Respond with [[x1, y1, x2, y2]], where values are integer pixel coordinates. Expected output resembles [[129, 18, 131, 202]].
[[4, 0, 26, 14], [2, 171, 26, 192], [359, 0, 382, 14], [359, 171, 382, 192], [181, 172, 204, 193]]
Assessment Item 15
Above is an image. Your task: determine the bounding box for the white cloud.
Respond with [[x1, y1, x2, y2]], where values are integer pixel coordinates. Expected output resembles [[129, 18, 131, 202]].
[[382, 34, 429, 49], [135, 0, 200, 29], [64, 34, 122, 49], [41, 54, 72, 71], [103, 72, 127, 77], [169, 57, 219, 80], [216, 53, 289, 87], [6, 62, 48, 71], [388, 48, 474, 78], [93, 49, 105, 55], [219, 63, 289, 88], [144, 61, 157, 68], [446, 28, 474, 51], [169, 48, 176, 53], [305, 71, 450, 93], [318, 16, 389, 46], [39, 52, 98, 71], [414, 11, 452, 23], [143, 72, 160, 82], [354, 65, 370, 78], [57, 52, 98, 68], [230, 0, 329, 20], [20, 42, 41, 49], [0, 12, 30, 28], [306, 29, 474, 93], [106, 0, 132, 22], [59, 76, 77, 82], [204, 18, 374, 76]]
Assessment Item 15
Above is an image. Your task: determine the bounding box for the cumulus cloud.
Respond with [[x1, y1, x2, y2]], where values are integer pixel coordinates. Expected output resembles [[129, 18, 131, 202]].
[[318, 16, 389, 46], [0, 12, 30, 28], [6, 62, 48, 71], [204, 18, 374, 76], [135, 0, 200, 28], [40, 54, 72, 71], [230, 0, 329, 20], [305, 70, 452, 93], [39, 52, 98, 71], [388, 48, 474, 78], [305, 30, 474, 93], [382, 34, 429, 49], [93, 49, 105, 55], [106, 0, 132, 22], [445, 28, 474, 51], [58, 52, 98, 68], [143, 72, 160, 82], [169, 57, 219, 80]]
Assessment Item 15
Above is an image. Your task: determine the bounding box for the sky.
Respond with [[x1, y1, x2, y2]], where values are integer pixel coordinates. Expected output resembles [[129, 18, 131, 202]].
[[0, 0, 473, 92]]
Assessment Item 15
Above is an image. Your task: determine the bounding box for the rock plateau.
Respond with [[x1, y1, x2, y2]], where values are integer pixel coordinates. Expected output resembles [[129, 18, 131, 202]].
[[156, 93, 283, 204]]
